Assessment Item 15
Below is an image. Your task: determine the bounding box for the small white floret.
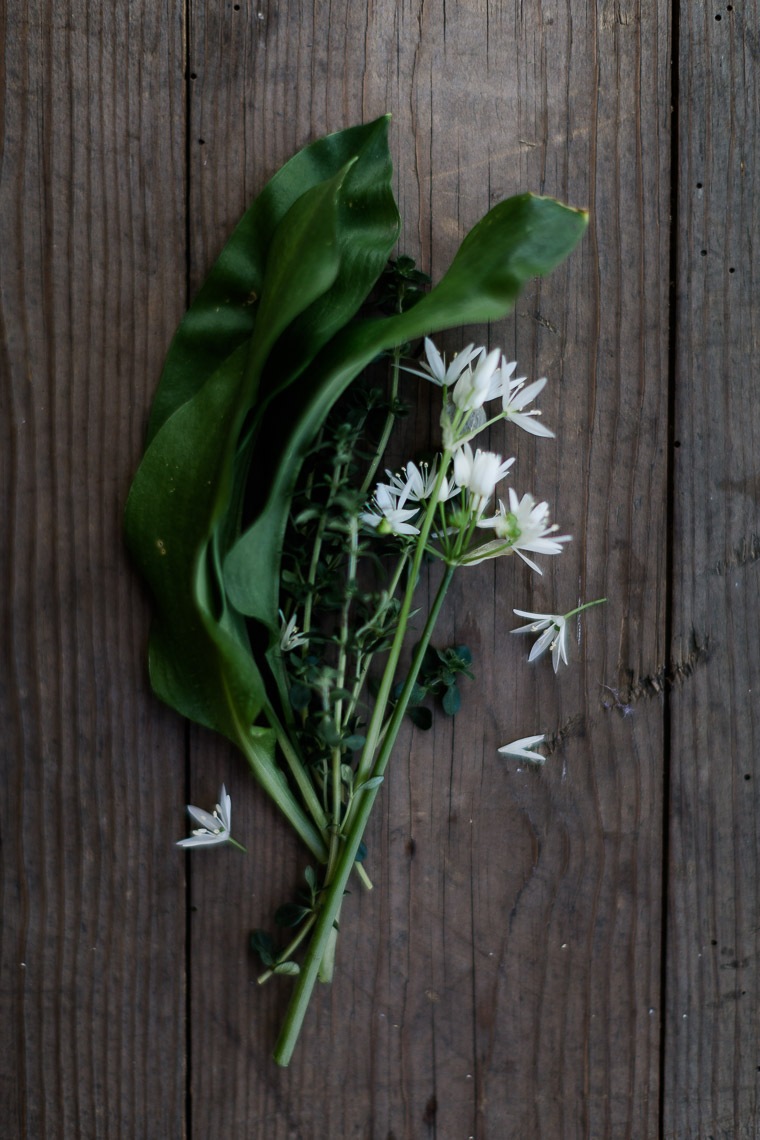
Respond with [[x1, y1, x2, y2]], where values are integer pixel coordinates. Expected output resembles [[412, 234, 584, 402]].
[[497, 735, 546, 764]]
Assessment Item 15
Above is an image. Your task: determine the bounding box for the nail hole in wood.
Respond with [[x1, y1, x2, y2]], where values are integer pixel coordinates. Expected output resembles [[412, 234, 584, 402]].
[[700, 249, 707, 256], [729, 267, 736, 273]]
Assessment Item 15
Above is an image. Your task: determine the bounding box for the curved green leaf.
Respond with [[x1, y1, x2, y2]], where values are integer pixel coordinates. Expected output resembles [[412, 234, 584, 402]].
[[147, 115, 396, 443], [225, 193, 588, 625], [125, 162, 368, 862]]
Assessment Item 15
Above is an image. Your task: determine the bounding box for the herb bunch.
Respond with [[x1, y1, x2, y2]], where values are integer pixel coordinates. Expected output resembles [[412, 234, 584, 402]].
[[124, 117, 592, 1064]]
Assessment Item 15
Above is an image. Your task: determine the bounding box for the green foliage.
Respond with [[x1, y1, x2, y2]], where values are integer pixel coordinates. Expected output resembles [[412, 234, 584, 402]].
[[125, 115, 586, 869], [250, 929, 276, 968], [398, 644, 476, 726], [224, 193, 587, 631]]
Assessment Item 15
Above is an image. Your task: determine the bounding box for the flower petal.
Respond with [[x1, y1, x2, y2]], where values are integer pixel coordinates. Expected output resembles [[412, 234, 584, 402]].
[[186, 805, 220, 832]]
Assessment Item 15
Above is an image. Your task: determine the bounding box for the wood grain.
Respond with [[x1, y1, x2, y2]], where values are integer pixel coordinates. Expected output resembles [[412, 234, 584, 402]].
[[665, 3, 760, 1136], [186, 2, 671, 1136], [0, 1, 187, 1135], [7, 0, 759, 1135]]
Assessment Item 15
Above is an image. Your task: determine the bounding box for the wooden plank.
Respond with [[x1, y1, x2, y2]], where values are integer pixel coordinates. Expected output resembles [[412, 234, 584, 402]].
[[185, 1, 671, 1135], [666, 3, 760, 1136], [0, 1, 187, 1135]]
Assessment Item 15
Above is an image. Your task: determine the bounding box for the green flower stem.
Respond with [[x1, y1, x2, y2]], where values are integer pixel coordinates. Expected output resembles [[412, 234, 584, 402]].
[[564, 597, 607, 619], [257, 913, 318, 985], [354, 455, 451, 788], [264, 705, 329, 839], [235, 721, 328, 863], [354, 862, 373, 891], [273, 564, 455, 1066], [327, 517, 359, 876], [360, 346, 401, 497], [302, 461, 344, 642], [341, 549, 411, 730]]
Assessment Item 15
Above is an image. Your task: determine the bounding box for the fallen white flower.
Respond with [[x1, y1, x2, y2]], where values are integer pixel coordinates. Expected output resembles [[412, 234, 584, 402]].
[[177, 786, 246, 850], [512, 609, 569, 672], [497, 735, 546, 764]]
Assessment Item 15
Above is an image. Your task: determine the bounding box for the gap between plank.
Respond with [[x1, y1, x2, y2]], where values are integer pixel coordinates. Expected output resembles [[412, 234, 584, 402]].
[[659, 0, 681, 1134]]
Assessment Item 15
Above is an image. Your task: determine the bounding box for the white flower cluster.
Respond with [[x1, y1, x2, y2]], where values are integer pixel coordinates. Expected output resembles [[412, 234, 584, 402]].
[[362, 337, 569, 576], [404, 338, 555, 437]]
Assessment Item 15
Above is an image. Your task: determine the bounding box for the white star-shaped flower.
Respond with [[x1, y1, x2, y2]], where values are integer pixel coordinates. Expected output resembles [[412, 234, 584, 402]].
[[497, 735, 546, 764], [360, 482, 420, 536], [452, 442, 514, 510], [279, 609, 308, 652], [500, 366, 555, 438], [382, 458, 458, 504], [476, 488, 570, 572], [512, 609, 569, 672], [450, 347, 502, 412], [177, 786, 245, 850], [401, 337, 485, 388]]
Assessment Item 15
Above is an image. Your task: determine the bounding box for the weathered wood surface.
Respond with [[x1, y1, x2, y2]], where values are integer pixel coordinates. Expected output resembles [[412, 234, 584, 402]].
[[1, 1, 758, 1138], [665, 3, 760, 1138], [0, 1, 188, 1137]]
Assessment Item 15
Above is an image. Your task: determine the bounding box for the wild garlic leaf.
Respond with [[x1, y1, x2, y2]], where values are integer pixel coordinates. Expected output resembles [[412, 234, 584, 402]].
[[146, 115, 397, 443], [224, 194, 588, 629]]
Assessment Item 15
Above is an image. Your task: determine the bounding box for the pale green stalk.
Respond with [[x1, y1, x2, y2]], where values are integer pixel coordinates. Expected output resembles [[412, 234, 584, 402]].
[[257, 913, 317, 984], [302, 461, 344, 641], [354, 455, 451, 787], [273, 564, 455, 1066], [264, 704, 329, 838], [235, 722, 327, 862], [359, 346, 401, 497]]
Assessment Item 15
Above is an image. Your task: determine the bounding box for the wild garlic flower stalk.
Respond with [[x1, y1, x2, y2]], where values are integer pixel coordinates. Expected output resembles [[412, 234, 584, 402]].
[[406, 337, 555, 450]]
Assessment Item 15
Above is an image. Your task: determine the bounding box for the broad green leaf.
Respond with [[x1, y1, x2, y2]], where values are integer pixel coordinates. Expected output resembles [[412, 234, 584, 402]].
[[147, 115, 396, 443], [245, 160, 358, 381], [223, 121, 399, 548], [125, 163, 362, 861], [126, 164, 353, 726], [225, 194, 588, 626]]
